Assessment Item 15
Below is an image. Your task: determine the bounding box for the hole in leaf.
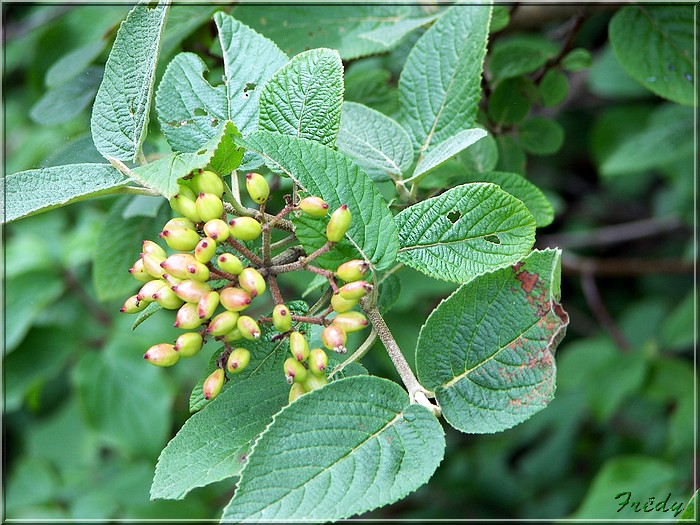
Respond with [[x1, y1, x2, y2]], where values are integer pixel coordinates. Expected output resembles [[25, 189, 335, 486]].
[[446, 211, 461, 223], [243, 82, 257, 93], [193, 108, 207, 117], [210, 118, 219, 127], [197, 149, 207, 155], [146, 1, 159, 9], [484, 235, 501, 244]]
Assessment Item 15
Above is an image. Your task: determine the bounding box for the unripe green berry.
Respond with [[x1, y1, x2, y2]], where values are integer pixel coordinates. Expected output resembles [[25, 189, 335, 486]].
[[237, 315, 261, 340], [226, 347, 251, 374], [120, 294, 148, 314], [160, 227, 200, 252], [162, 273, 183, 287], [136, 279, 167, 303], [308, 348, 329, 375], [338, 280, 372, 301], [142, 240, 166, 258], [228, 217, 262, 241], [303, 372, 328, 392], [174, 332, 203, 358], [202, 368, 225, 400], [220, 287, 252, 312], [197, 290, 219, 320], [175, 303, 204, 330], [195, 237, 217, 263], [289, 331, 309, 362], [336, 259, 369, 282], [195, 192, 224, 222], [203, 218, 230, 242], [222, 327, 243, 342], [172, 279, 212, 303], [170, 192, 202, 223], [284, 357, 308, 384], [298, 196, 329, 217], [153, 286, 185, 309], [330, 293, 358, 313], [326, 204, 351, 242], [142, 252, 167, 279], [191, 170, 224, 198], [332, 311, 368, 333], [175, 184, 196, 200], [321, 324, 347, 354], [288, 382, 307, 403], [217, 253, 243, 275], [129, 258, 153, 283], [164, 217, 195, 231], [207, 311, 240, 336], [144, 343, 179, 367], [272, 304, 292, 333], [239, 267, 266, 298], [245, 172, 270, 204]]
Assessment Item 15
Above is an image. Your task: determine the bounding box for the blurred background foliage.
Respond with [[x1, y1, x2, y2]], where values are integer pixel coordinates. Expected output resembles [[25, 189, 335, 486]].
[[3, 3, 696, 520]]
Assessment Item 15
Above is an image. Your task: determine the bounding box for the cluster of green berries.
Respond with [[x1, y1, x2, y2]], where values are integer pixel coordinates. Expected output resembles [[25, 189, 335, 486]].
[[120, 168, 373, 404]]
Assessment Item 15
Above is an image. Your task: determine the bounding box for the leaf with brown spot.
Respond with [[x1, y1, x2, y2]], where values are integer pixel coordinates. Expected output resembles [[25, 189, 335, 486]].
[[416, 249, 569, 434]]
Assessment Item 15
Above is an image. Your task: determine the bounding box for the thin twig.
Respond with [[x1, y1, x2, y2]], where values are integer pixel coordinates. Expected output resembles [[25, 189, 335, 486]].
[[329, 328, 378, 379], [266, 274, 284, 304], [226, 237, 264, 267], [270, 234, 299, 252], [580, 272, 631, 352]]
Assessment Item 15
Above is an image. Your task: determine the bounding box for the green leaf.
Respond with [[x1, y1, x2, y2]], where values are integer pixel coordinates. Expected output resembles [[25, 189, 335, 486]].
[[31, 66, 103, 126], [234, 5, 429, 60], [45, 40, 106, 88], [411, 128, 487, 181], [344, 62, 398, 115], [517, 117, 564, 156], [151, 372, 289, 500], [377, 272, 401, 315], [1, 163, 128, 223], [678, 490, 697, 521], [464, 171, 554, 228], [395, 183, 536, 283], [357, 13, 439, 49], [399, 4, 491, 156], [259, 48, 343, 147], [239, 131, 399, 270], [122, 195, 164, 219], [416, 249, 568, 433], [487, 76, 537, 126], [495, 135, 526, 175], [587, 44, 650, 99], [129, 121, 243, 198], [490, 6, 510, 32], [488, 34, 558, 80], [561, 48, 592, 72], [222, 376, 445, 521], [91, 1, 170, 162], [336, 101, 413, 182], [159, 4, 220, 60], [538, 69, 569, 108], [92, 197, 170, 302], [600, 104, 694, 177], [571, 456, 682, 519], [4, 271, 65, 353], [132, 302, 163, 331], [156, 12, 288, 154], [458, 128, 498, 174], [609, 6, 695, 106], [73, 336, 173, 457]]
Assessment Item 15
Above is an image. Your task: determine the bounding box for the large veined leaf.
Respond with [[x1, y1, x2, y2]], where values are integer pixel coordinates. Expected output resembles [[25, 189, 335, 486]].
[[259, 48, 343, 146], [239, 131, 399, 270], [222, 376, 445, 521], [416, 249, 569, 434], [234, 5, 434, 60], [609, 6, 695, 107], [395, 183, 536, 283], [91, 1, 169, 162], [409, 128, 487, 181], [128, 121, 243, 198], [156, 12, 288, 153], [30, 66, 103, 126], [399, 4, 491, 157], [1, 164, 128, 223], [336, 101, 414, 182], [151, 373, 289, 500]]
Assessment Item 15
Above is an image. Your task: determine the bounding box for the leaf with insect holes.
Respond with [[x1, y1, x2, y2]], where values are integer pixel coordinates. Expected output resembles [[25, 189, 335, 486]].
[[238, 130, 399, 270], [151, 372, 289, 500], [91, 1, 169, 162], [222, 376, 445, 521], [395, 183, 536, 283], [416, 249, 568, 434], [156, 12, 288, 161]]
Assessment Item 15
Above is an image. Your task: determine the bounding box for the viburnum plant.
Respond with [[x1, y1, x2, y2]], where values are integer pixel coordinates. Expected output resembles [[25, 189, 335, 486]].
[[3, 2, 571, 521]]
